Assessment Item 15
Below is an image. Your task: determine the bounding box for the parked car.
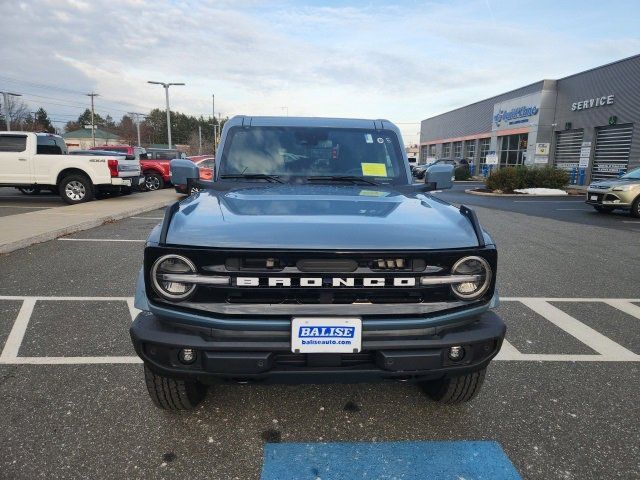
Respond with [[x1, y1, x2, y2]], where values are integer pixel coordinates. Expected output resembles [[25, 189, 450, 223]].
[[174, 156, 215, 194], [146, 148, 186, 160], [586, 167, 640, 217], [413, 159, 466, 180], [0, 132, 143, 204], [129, 116, 505, 411], [89, 145, 165, 191]]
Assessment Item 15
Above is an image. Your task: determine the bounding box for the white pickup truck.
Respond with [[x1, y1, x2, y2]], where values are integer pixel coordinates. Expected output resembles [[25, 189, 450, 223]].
[[0, 132, 143, 204]]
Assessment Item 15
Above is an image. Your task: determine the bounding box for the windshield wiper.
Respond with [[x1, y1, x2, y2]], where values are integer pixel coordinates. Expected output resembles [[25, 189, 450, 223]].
[[306, 175, 380, 186], [219, 174, 283, 183]]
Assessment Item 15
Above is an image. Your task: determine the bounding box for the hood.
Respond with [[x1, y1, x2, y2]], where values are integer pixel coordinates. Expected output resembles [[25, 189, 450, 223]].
[[165, 184, 481, 250], [590, 178, 638, 189]]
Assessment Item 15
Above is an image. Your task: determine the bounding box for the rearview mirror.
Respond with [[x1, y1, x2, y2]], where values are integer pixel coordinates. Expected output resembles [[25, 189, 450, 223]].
[[170, 158, 199, 186], [425, 164, 454, 190]]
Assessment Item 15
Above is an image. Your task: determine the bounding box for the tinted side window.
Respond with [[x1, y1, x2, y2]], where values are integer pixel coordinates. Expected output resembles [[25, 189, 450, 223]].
[[0, 135, 27, 152], [36, 136, 63, 155]]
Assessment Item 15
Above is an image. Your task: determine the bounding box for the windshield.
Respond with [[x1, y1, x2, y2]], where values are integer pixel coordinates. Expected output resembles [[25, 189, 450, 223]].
[[621, 167, 640, 180], [219, 126, 408, 184]]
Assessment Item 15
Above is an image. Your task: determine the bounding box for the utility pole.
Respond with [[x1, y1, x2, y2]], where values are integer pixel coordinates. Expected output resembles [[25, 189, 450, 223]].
[[198, 125, 202, 155], [147, 81, 185, 149], [282, 106, 289, 116], [86, 92, 99, 147], [1, 91, 22, 131], [129, 112, 146, 146]]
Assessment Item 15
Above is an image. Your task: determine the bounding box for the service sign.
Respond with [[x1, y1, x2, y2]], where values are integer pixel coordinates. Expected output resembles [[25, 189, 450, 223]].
[[492, 92, 541, 131], [535, 143, 550, 155], [485, 152, 499, 165]]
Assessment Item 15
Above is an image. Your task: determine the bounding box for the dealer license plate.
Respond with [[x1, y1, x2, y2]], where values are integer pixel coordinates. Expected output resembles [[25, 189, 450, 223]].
[[590, 195, 598, 201], [123, 179, 132, 186], [291, 317, 362, 354]]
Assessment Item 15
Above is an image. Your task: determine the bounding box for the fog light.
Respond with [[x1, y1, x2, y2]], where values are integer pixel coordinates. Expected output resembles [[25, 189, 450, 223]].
[[448, 346, 465, 361], [178, 348, 197, 364]]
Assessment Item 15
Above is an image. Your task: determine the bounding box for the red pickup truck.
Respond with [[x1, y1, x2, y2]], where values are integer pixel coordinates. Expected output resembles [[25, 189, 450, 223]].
[[90, 145, 171, 191]]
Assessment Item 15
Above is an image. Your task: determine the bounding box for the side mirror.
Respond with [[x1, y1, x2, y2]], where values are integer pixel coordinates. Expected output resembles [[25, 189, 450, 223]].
[[425, 163, 454, 190], [170, 158, 199, 186]]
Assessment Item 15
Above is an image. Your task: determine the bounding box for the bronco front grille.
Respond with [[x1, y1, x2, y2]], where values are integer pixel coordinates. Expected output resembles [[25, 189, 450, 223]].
[[145, 247, 497, 312]]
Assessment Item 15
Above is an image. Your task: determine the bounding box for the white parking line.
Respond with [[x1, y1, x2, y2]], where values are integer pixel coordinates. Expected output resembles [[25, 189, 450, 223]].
[[622, 220, 640, 224], [57, 238, 146, 243], [0, 296, 638, 365], [0, 298, 36, 360], [602, 299, 640, 319], [512, 200, 585, 203], [518, 299, 638, 360]]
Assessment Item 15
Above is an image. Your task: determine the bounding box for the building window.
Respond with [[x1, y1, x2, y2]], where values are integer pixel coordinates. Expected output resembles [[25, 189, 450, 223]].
[[421, 146, 429, 163], [479, 138, 490, 163], [442, 143, 451, 158], [465, 140, 476, 160], [452, 141, 462, 158], [428, 144, 436, 157], [499, 133, 528, 167]]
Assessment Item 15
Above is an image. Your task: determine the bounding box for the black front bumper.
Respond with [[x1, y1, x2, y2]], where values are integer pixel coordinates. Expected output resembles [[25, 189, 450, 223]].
[[130, 311, 506, 384]]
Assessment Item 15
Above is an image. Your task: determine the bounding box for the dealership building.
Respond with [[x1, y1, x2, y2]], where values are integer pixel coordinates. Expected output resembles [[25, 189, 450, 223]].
[[419, 54, 640, 182]]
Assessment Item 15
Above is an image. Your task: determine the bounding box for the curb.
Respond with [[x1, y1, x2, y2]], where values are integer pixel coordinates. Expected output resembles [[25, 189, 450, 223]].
[[464, 188, 578, 197], [0, 193, 177, 255]]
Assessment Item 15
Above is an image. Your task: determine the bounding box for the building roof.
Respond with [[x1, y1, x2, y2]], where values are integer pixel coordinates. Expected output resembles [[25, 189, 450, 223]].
[[63, 128, 120, 140]]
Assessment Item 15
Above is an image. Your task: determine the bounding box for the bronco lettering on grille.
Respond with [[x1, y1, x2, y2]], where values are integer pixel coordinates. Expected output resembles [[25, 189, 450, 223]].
[[235, 277, 417, 287]]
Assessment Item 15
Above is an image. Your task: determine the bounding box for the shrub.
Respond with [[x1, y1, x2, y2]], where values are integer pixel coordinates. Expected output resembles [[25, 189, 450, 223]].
[[455, 166, 471, 181], [485, 166, 569, 193], [485, 167, 522, 193]]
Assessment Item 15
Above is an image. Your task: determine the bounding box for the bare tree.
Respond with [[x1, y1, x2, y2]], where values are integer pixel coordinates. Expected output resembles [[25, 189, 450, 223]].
[[0, 96, 31, 129]]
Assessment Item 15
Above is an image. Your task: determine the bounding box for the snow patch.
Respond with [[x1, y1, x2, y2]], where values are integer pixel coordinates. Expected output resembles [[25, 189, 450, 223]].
[[513, 188, 567, 195]]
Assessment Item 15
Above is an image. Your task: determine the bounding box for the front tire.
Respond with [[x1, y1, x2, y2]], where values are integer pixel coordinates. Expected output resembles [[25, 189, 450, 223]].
[[143, 364, 206, 411], [631, 197, 640, 218], [420, 368, 486, 404], [145, 173, 164, 191], [59, 174, 94, 204]]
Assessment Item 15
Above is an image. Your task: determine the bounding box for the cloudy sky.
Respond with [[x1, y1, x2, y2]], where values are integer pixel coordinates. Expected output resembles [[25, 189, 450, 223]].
[[1, 0, 639, 144]]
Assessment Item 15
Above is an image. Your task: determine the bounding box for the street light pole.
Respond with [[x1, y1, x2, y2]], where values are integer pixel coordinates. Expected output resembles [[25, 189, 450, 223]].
[[147, 81, 185, 149], [86, 92, 99, 147], [1, 91, 22, 131], [129, 112, 145, 146]]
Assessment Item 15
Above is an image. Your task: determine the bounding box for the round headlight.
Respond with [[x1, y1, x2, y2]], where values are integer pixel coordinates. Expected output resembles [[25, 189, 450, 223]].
[[151, 254, 197, 301], [450, 256, 492, 300]]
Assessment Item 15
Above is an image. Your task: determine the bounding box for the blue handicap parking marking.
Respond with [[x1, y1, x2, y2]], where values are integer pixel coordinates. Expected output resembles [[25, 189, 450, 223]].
[[261, 440, 521, 480]]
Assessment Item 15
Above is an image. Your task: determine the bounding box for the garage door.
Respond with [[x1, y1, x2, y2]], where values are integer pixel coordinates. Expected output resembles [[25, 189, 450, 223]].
[[591, 124, 633, 181], [554, 129, 583, 171]]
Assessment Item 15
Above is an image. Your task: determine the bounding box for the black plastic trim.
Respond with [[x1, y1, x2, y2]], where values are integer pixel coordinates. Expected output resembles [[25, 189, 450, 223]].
[[159, 201, 180, 245], [459, 205, 485, 247]]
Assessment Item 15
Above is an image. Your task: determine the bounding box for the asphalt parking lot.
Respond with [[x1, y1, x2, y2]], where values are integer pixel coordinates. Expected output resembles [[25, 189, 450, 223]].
[[0, 187, 65, 217], [1, 189, 639, 479]]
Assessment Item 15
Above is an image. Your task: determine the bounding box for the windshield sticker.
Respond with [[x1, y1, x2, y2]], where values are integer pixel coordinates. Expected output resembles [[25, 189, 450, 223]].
[[359, 189, 389, 197], [376, 137, 384, 144], [364, 134, 373, 144], [361, 163, 387, 177]]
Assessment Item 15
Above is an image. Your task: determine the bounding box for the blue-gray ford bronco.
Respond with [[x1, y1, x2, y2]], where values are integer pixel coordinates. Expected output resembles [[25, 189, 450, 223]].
[[130, 116, 506, 410]]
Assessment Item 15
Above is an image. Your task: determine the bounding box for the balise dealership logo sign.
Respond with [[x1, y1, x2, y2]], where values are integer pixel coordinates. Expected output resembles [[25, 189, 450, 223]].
[[494, 105, 539, 127]]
